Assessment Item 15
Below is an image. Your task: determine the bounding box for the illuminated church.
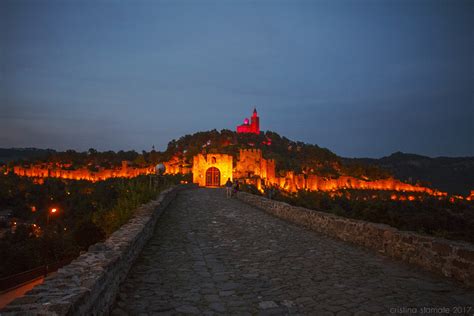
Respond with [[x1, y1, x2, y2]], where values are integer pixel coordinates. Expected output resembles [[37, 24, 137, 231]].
[[236, 108, 260, 135]]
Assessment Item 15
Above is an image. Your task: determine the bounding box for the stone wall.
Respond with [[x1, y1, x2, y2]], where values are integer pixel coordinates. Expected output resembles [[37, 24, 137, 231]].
[[237, 192, 474, 288], [12, 161, 153, 182], [2, 184, 192, 315]]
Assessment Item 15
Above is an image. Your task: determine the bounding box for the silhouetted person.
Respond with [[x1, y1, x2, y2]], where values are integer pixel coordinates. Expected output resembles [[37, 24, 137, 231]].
[[268, 186, 275, 200], [225, 178, 233, 198], [232, 180, 240, 196]]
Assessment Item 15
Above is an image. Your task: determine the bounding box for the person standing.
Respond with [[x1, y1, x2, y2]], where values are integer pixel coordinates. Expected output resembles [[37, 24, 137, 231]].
[[225, 178, 233, 198], [232, 180, 240, 197], [268, 186, 275, 200]]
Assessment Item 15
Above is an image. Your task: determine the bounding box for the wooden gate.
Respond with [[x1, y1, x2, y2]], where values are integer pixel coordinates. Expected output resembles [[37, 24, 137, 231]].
[[205, 167, 220, 186]]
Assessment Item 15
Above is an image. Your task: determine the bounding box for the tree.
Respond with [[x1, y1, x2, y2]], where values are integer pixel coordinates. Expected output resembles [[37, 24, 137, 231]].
[[73, 220, 106, 250]]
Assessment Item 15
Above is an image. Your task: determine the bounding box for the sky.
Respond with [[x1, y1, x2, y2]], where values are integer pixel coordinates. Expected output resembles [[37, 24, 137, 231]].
[[1, 0, 473, 158]]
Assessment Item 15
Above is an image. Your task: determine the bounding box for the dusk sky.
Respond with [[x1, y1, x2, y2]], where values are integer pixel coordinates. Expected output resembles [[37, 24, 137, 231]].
[[1, 0, 473, 158]]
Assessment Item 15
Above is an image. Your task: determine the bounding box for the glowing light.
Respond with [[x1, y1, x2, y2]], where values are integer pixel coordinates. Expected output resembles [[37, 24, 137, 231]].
[[51, 208, 58, 213]]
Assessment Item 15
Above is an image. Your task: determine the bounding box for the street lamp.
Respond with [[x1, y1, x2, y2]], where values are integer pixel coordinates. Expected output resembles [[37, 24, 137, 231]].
[[47, 207, 58, 226]]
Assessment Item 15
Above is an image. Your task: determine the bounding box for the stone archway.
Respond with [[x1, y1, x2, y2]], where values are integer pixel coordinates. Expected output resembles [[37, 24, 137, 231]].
[[206, 167, 220, 187]]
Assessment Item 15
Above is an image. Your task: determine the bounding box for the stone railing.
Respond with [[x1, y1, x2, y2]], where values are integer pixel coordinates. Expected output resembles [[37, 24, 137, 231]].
[[237, 192, 474, 288], [2, 184, 193, 315]]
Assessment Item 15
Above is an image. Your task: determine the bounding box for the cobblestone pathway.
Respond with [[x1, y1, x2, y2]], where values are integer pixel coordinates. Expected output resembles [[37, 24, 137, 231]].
[[114, 189, 474, 315]]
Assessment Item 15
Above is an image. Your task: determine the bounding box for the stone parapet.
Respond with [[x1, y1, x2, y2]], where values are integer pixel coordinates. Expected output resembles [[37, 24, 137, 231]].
[[2, 184, 193, 315], [237, 192, 474, 288]]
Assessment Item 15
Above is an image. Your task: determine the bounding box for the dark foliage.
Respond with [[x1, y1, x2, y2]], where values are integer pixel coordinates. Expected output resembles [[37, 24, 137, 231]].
[[259, 186, 474, 243], [73, 220, 105, 250], [0, 148, 56, 164], [343, 152, 474, 195], [0, 174, 183, 277]]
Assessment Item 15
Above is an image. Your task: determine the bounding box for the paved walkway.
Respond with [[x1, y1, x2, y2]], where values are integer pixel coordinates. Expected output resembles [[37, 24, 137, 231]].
[[114, 189, 474, 315], [0, 277, 45, 309]]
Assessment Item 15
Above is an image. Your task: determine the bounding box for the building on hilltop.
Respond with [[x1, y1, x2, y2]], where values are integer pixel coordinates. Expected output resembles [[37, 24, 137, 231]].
[[236, 108, 260, 135]]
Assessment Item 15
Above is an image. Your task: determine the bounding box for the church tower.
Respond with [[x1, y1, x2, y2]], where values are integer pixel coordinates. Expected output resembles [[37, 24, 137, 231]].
[[250, 108, 260, 134], [236, 107, 261, 135]]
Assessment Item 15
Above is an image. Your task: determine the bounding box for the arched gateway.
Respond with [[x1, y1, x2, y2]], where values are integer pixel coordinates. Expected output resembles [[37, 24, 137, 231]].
[[192, 154, 232, 187], [205, 167, 220, 187]]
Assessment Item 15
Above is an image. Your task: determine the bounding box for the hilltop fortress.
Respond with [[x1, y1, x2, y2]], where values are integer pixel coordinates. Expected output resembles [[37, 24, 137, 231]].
[[167, 109, 448, 198], [9, 108, 457, 198]]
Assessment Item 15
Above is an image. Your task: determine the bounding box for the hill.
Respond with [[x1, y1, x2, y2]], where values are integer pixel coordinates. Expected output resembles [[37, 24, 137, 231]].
[[3, 131, 473, 194], [163, 130, 390, 179], [342, 152, 474, 195]]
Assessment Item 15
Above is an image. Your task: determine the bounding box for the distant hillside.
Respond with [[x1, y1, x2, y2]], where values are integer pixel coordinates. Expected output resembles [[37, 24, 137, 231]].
[[0, 148, 56, 164], [342, 152, 474, 195], [4, 134, 473, 195]]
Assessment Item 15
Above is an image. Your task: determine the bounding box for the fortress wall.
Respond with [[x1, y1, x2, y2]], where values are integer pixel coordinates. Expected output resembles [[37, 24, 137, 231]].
[[295, 175, 446, 196], [235, 149, 263, 178], [11, 164, 154, 182], [260, 159, 267, 179], [2, 184, 194, 315], [266, 159, 276, 182], [294, 174, 305, 190], [236, 191, 474, 288]]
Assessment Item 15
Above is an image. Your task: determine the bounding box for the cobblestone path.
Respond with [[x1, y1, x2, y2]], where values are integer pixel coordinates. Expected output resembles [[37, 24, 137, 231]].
[[114, 189, 474, 315]]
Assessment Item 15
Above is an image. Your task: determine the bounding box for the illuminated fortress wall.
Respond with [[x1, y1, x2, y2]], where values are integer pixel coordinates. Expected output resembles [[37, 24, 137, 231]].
[[10, 150, 451, 198], [234, 149, 275, 181], [229, 149, 447, 197], [304, 175, 446, 196], [12, 161, 153, 182], [163, 156, 191, 175]]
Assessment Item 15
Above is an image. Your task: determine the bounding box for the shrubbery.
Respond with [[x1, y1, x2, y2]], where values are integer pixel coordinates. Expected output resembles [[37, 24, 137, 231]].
[[0, 174, 183, 277], [242, 184, 474, 243]]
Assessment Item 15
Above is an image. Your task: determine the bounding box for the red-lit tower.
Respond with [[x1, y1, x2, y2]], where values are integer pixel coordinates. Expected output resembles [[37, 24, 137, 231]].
[[236, 108, 260, 135], [250, 108, 259, 133]]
